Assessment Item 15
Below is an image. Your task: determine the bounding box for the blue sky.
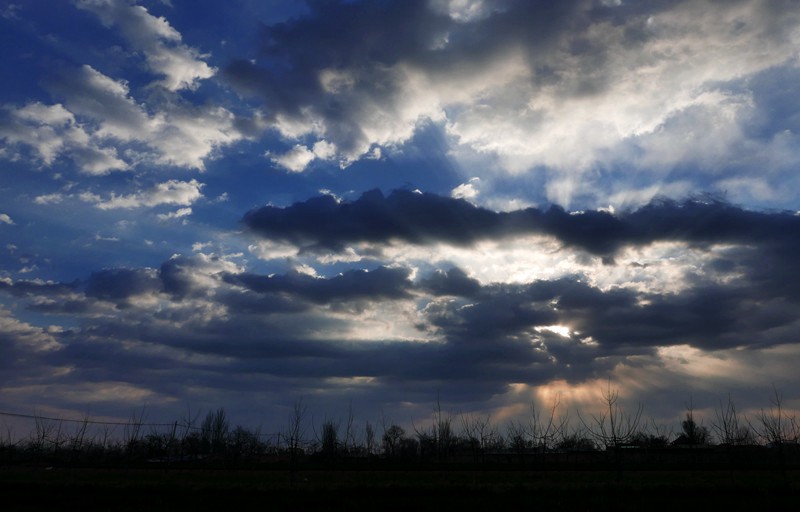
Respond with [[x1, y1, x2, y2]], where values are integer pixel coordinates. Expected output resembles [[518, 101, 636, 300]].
[[2, 0, 800, 436]]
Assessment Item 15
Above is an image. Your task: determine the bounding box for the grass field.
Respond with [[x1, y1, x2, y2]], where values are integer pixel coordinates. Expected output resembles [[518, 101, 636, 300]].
[[3, 467, 798, 511]]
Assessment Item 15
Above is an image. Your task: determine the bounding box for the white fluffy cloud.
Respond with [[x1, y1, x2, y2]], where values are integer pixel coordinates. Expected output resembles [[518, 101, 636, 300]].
[[2, 64, 242, 173], [451, 178, 481, 200], [269, 140, 338, 172], [0, 101, 127, 175], [0, 213, 14, 225], [75, 0, 216, 91], [61, 65, 240, 170]]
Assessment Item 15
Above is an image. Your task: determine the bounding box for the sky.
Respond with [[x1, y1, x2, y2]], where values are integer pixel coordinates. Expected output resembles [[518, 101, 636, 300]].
[[2, 0, 800, 438]]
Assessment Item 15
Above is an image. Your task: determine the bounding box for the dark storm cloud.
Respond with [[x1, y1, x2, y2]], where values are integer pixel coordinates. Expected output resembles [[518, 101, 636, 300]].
[[223, 265, 413, 303], [244, 190, 800, 257], [243, 189, 499, 250], [222, 1, 445, 112], [85, 267, 161, 301], [158, 255, 210, 298], [223, 0, 594, 109], [418, 267, 482, 297], [422, 266, 800, 364]]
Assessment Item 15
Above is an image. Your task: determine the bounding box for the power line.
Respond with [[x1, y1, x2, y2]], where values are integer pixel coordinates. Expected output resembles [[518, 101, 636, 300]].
[[0, 410, 282, 439], [0, 410, 193, 428]]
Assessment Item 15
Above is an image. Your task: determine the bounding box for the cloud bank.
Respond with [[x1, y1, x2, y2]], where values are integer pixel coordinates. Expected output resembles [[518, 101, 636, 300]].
[[224, 0, 800, 207], [4, 191, 800, 425]]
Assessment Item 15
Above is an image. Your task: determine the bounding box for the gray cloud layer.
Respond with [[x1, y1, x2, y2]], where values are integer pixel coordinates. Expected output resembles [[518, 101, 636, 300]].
[[243, 189, 800, 258], [3, 193, 800, 420]]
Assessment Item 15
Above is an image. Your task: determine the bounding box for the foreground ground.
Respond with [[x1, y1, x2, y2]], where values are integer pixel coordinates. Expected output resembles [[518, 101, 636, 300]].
[[2, 467, 798, 511]]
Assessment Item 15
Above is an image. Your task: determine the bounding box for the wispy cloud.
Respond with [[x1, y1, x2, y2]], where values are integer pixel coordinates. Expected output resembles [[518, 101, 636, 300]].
[[85, 179, 204, 210], [75, 0, 216, 91]]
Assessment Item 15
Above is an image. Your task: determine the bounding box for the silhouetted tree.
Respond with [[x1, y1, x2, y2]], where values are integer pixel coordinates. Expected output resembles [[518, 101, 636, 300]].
[[460, 412, 498, 464], [750, 387, 799, 484], [712, 395, 753, 446], [413, 397, 454, 461], [382, 424, 405, 458], [580, 379, 644, 449], [505, 419, 531, 463], [364, 421, 376, 459], [674, 412, 709, 446], [229, 425, 263, 463], [579, 379, 643, 479], [320, 419, 339, 461], [201, 408, 229, 455], [282, 399, 308, 465]]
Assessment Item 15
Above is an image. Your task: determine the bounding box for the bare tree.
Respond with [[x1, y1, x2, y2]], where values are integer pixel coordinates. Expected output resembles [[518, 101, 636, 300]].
[[530, 395, 568, 455], [68, 412, 92, 463], [282, 398, 308, 464], [364, 421, 375, 459], [579, 378, 643, 479], [580, 379, 643, 449], [319, 419, 339, 460], [31, 411, 59, 458], [178, 406, 201, 460], [201, 408, 230, 455], [712, 395, 752, 446], [413, 396, 454, 461], [504, 419, 531, 463], [342, 402, 357, 455], [751, 387, 799, 447], [460, 412, 498, 464], [749, 387, 799, 484], [382, 424, 406, 458], [123, 406, 147, 458]]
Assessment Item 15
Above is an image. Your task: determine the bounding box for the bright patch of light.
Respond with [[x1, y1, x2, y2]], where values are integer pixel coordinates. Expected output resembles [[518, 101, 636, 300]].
[[536, 325, 572, 338], [317, 300, 437, 343], [324, 376, 377, 386], [656, 344, 750, 381]]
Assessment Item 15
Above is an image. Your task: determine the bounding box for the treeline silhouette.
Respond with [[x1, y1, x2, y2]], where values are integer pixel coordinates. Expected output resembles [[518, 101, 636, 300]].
[[1, 384, 798, 474]]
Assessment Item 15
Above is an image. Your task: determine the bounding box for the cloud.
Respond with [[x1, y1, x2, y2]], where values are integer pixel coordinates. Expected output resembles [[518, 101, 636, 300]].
[[223, 0, 800, 207], [0, 306, 62, 364], [85, 267, 161, 302], [85, 179, 204, 210], [5, 0, 800, 429], [0, 101, 127, 175], [3, 216, 800, 427], [269, 140, 338, 172], [2, 63, 243, 173], [270, 144, 315, 173], [242, 189, 500, 251], [157, 207, 193, 221], [243, 189, 800, 258], [51, 65, 241, 170], [418, 267, 481, 297], [451, 178, 480, 200], [223, 265, 413, 304], [75, 0, 216, 91]]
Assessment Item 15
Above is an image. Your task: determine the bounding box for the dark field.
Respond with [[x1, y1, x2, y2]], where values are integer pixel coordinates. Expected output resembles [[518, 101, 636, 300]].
[[3, 467, 798, 511]]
